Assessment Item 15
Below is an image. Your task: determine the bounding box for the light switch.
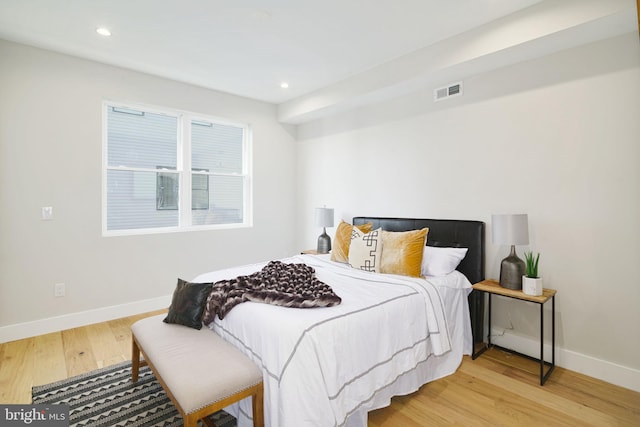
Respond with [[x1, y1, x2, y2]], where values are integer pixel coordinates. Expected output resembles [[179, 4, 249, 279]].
[[42, 206, 53, 220]]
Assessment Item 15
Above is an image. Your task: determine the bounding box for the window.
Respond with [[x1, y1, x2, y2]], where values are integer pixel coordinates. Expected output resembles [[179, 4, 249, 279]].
[[103, 102, 251, 235]]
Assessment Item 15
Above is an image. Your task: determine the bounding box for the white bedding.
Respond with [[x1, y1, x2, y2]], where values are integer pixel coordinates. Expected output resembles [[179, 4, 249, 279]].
[[194, 254, 473, 427]]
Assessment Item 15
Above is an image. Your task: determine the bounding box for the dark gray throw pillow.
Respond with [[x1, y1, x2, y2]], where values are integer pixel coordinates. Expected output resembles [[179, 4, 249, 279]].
[[163, 279, 213, 329]]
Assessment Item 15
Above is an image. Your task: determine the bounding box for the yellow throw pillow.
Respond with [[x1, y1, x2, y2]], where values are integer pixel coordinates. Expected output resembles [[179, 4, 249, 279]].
[[331, 220, 373, 263], [380, 228, 429, 277]]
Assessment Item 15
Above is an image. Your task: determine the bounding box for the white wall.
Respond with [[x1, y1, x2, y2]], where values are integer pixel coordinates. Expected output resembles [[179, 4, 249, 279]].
[[296, 33, 640, 390], [0, 39, 297, 338]]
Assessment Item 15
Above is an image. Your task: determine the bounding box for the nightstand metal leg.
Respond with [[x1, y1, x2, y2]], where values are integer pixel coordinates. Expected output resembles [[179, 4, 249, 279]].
[[539, 295, 556, 385], [552, 295, 556, 367], [540, 301, 544, 385], [487, 293, 492, 346]]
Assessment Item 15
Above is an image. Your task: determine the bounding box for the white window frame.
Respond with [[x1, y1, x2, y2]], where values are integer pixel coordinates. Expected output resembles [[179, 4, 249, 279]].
[[102, 100, 253, 236]]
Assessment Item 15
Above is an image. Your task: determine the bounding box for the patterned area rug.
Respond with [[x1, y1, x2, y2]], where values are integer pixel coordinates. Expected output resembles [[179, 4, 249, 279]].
[[32, 361, 236, 427]]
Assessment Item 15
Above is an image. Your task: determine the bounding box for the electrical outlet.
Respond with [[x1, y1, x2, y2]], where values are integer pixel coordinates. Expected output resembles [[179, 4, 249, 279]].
[[54, 283, 65, 297]]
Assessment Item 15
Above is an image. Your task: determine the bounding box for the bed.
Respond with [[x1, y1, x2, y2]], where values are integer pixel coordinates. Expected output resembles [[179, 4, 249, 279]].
[[193, 216, 485, 427]]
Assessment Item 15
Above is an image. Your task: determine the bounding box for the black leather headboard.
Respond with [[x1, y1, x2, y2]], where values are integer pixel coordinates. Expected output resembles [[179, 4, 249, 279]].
[[352, 217, 485, 284]]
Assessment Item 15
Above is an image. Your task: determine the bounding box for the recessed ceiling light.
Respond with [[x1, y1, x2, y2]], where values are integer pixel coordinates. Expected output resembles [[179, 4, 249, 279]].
[[280, 82, 289, 89], [96, 27, 111, 37]]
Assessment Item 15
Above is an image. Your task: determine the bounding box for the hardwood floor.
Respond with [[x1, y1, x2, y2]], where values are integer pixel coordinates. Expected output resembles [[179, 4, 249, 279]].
[[0, 310, 167, 403], [1, 311, 639, 426]]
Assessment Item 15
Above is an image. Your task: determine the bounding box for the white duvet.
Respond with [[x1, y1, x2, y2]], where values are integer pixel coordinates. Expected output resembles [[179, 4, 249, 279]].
[[194, 254, 472, 427]]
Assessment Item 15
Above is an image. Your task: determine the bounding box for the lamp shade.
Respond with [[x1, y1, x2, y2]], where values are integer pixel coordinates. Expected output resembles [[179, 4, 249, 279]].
[[315, 207, 334, 228], [491, 214, 529, 246]]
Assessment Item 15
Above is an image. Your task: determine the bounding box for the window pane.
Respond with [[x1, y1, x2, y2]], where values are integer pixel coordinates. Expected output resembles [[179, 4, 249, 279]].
[[107, 169, 178, 230], [191, 170, 209, 210], [107, 107, 177, 169], [191, 121, 243, 174], [191, 175, 244, 225], [156, 169, 179, 210]]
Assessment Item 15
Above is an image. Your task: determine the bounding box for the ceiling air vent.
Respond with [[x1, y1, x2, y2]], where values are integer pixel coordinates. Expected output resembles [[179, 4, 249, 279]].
[[434, 81, 463, 102]]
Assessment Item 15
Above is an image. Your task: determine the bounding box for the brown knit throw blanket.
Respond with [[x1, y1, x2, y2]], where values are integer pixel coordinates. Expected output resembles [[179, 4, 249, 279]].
[[202, 261, 341, 322]]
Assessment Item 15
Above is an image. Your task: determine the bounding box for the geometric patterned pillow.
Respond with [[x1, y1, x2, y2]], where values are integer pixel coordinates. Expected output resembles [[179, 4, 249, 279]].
[[163, 279, 213, 329], [348, 227, 382, 273]]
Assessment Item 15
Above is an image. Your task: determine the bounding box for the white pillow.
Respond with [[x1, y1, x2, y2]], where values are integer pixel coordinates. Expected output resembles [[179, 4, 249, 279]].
[[421, 246, 468, 277], [348, 227, 382, 273]]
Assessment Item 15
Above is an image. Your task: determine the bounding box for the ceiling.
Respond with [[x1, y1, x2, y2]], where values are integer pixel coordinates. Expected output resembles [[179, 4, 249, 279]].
[[0, 0, 637, 123]]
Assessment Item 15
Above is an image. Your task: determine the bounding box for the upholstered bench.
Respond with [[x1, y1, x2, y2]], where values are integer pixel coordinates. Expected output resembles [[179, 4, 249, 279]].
[[131, 314, 264, 427]]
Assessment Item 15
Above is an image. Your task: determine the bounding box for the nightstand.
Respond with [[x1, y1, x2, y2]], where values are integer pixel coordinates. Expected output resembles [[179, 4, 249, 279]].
[[471, 279, 556, 385], [301, 249, 321, 255]]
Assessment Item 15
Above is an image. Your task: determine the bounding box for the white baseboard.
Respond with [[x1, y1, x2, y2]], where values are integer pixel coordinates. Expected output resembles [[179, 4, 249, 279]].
[[0, 295, 172, 344], [490, 327, 640, 393]]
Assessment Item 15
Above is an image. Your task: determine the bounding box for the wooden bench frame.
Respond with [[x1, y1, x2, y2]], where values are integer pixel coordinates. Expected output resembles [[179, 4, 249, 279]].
[[132, 332, 264, 427]]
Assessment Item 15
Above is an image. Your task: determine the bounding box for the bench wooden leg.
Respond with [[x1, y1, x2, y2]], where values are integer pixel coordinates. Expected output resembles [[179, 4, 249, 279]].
[[183, 414, 200, 427], [253, 383, 264, 427], [131, 337, 141, 383], [201, 416, 218, 427]]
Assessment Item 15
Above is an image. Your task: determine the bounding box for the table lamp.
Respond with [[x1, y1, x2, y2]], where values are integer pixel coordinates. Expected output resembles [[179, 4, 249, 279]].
[[315, 207, 334, 254], [492, 214, 529, 290]]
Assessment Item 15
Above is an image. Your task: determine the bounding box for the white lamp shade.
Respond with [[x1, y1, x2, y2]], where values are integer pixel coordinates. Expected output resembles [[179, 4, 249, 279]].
[[491, 214, 529, 245], [315, 207, 334, 228]]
